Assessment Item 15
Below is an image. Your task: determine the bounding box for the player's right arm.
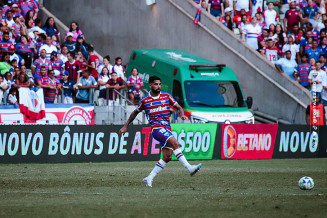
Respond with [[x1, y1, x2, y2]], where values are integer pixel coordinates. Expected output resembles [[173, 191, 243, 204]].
[[119, 109, 140, 136]]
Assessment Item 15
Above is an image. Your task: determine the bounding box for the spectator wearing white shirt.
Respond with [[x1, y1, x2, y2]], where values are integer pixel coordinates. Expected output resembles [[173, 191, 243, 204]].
[[308, 61, 326, 100], [263, 2, 279, 29], [242, 17, 262, 50], [0, 74, 8, 104], [97, 55, 113, 76], [39, 35, 57, 60], [60, 46, 69, 63], [282, 35, 300, 63], [233, 0, 251, 16], [5, 10, 14, 28], [7, 87, 18, 106]]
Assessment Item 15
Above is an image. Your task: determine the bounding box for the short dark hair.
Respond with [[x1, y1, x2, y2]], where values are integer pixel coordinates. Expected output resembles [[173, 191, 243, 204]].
[[319, 54, 325, 59], [87, 46, 94, 52], [302, 54, 308, 58], [68, 51, 75, 59], [149, 76, 161, 84], [285, 50, 292, 55]]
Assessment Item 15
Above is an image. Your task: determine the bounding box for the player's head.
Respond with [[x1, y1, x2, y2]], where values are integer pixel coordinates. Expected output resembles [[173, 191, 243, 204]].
[[149, 76, 161, 94]]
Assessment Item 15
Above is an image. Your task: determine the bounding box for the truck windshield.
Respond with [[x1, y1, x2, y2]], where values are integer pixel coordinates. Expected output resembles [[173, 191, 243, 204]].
[[184, 81, 246, 108]]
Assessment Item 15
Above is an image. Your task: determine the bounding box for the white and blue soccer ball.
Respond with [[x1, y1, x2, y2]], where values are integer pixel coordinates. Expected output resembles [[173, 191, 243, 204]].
[[298, 177, 314, 190]]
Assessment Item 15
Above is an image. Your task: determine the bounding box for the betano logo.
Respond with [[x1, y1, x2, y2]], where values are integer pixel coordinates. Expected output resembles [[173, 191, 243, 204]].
[[223, 125, 272, 158]]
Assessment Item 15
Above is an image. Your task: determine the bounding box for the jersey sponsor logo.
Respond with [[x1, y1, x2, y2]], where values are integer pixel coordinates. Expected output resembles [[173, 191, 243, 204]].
[[149, 106, 167, 113]]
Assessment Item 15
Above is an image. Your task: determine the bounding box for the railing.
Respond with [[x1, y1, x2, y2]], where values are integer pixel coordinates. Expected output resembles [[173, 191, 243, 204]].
[[94, 88, 147, 125]]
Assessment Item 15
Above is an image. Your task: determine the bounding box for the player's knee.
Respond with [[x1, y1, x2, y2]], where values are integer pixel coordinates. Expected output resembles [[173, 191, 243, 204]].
[[163, 154, 172, 162], [171, 140, 180, 150]]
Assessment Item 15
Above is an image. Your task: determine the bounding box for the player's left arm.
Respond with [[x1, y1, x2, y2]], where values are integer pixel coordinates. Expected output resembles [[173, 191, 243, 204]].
[[174, 103, 188, 120]]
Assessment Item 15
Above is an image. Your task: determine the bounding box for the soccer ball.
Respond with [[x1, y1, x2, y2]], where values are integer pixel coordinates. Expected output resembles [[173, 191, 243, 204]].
[[298, 177, 314, 190]]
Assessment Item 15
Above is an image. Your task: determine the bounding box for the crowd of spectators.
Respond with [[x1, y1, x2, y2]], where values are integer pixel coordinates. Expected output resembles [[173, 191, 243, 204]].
[[0, 0, 144, 106], [196, 0, 327, 105]]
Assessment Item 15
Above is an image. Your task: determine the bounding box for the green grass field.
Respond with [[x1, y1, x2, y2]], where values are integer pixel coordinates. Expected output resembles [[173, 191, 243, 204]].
[[0, 159, 326, 218]]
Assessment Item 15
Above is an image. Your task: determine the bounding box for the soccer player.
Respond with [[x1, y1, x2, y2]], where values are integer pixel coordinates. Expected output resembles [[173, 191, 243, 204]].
[[119, 76, 202, 187]]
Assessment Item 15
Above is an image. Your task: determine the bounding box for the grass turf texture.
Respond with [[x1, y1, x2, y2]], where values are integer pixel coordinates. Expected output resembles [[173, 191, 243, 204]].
[[0, 159, 326, 217]]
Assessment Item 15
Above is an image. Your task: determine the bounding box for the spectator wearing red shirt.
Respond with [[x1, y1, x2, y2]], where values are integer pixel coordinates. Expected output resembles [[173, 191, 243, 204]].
[[208, 0, 225, 18], [105, 71, 125, 101], [258, 29, 269, 50], [126, 68, 144, 104], [261, 39, 280, 64], [233, 9, 251, 27], [284, 2, 300, 35], [65, 51, 82, 83], [84, 47, 99, 80]]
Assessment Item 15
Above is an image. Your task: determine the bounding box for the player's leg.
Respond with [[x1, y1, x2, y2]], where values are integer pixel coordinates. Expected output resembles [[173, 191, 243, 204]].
[[143, 129, 173, 187], [143, 148, 172, 187], [166, 136, 202, 176]]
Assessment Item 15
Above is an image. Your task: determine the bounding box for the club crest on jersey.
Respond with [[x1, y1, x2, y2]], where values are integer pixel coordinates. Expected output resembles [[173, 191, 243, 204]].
[[161, 100, 165, 104]]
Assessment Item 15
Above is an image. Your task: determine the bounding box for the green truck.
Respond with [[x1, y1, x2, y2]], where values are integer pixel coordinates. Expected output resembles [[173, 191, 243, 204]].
[[126, 49, 254, 124]]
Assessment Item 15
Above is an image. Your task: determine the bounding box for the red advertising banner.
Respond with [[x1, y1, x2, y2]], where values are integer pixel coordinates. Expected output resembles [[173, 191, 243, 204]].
[[221, 124, 278, 159]]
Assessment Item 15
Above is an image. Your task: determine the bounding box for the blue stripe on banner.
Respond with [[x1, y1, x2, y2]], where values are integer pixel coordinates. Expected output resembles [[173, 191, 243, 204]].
[[247, 36, 258, 39], [156, 164, 164, 169]]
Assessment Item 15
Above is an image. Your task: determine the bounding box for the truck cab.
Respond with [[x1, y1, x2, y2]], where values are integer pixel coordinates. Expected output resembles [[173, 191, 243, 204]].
[[126, 49, 254, 124]]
